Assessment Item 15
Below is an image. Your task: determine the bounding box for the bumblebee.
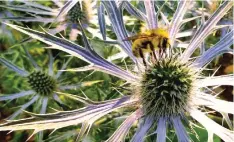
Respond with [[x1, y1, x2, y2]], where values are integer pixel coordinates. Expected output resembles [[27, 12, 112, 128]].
[[125, 28, 170, 66]]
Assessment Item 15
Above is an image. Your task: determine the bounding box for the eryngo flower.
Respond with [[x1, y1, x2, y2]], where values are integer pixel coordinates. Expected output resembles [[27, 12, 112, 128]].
[[0, 0, 98, 41], [0, 47, 101, 120], [0, 1, 233, 142], [0, 1, 15, 40]]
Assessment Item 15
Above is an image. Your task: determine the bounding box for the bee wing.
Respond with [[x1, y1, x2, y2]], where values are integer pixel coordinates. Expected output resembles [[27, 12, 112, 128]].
[[122, 35, 149, 41], [122, 35, 140, 41]]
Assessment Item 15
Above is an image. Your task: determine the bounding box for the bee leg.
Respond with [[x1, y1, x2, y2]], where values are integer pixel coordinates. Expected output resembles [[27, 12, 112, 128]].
[[139, 48, 147, 67], [149, 42, 157, 61], [161, 49, 164, 57], [163, 48, 167, 54], [159, 48, 164, 58], [150, 52, 155, 63]]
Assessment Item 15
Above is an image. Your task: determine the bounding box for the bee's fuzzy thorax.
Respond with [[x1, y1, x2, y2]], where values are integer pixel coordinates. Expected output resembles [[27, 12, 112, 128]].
[[145, 28, 170, 38]]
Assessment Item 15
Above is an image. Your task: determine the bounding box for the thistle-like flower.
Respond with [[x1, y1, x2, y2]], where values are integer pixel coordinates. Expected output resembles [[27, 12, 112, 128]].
[[0, 1, 233, 142], [0, 0, 98, 41], [0, 48, 100, 120], [0, 1, 15, 40]]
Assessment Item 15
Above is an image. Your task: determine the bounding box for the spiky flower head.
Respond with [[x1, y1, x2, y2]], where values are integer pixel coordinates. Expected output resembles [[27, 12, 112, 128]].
[[0, 0, 98, 41], [140, 56, 195, 118], [67, 1, 93, 26], [0, 49, 100, 122], [27, 71, 57, 96], [68, 2, 86, 23]]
